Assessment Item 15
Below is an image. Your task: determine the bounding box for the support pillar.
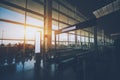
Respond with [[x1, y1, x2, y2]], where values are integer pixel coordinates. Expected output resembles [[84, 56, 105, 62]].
[[88, 32, 90, 48], [75, 31, 77, 48], [55, 31, 57, 50], [68, 32, 69, 47], [103, 31, 105, 46], [23, 0, 27, 55], [102, 29, 104, 46], [80, 30, 82, 48], [44, 0, 52, 53], [94, 26, 98, 52], [58, 4, 60, 48]]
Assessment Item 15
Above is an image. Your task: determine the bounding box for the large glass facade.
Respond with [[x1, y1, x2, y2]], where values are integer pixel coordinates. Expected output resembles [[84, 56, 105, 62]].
[[0, 0, 93, 48]]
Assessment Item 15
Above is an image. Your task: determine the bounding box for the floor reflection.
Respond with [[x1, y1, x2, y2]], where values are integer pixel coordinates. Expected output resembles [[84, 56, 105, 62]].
[[16, 58, 35, 72], [1, 47, 117, 80]]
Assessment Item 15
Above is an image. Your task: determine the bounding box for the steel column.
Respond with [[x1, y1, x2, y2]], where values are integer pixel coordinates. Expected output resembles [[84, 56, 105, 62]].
[[44, 0, 52, 53]]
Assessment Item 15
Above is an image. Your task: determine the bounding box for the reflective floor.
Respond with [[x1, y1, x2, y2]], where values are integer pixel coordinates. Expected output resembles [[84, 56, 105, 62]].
[[1, 48, 120, 80], [0, 59, 79, 80]]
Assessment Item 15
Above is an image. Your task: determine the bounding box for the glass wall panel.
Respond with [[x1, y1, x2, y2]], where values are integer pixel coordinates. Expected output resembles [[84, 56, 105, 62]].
[[0, 7, 24, 23], [26, 13, 44, 27], [27, 0, 44, 14], [81, 36, 85, 42], [59, 33, 67, 41], [0, 22, 24, 41], [5, 0, 26, 8]]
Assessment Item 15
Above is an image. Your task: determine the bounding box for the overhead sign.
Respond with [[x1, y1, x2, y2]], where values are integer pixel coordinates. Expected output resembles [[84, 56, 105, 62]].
[[35, 32, 41, 53], [62, 26, 76, 33], [55, 19, 96, 34]]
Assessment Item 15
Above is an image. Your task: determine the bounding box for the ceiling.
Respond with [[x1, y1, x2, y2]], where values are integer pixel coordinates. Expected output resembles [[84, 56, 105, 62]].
[[67, 0, 120, 34]]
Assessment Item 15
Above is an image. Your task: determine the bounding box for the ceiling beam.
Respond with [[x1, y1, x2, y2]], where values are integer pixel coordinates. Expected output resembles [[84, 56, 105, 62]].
[[93, 0, 120, 18]]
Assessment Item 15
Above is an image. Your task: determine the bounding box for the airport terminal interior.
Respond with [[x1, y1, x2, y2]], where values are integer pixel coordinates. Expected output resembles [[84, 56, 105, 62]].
[[0, 0, 120, 80]]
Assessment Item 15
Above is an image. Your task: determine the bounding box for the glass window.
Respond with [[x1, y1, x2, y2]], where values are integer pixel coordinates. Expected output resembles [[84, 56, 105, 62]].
[[0, 7, 24, 23], [0, 22, 24, 40], [69, 34, 75, 41], [59, 33, 67, 41], [81, 36, 84, 42]]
